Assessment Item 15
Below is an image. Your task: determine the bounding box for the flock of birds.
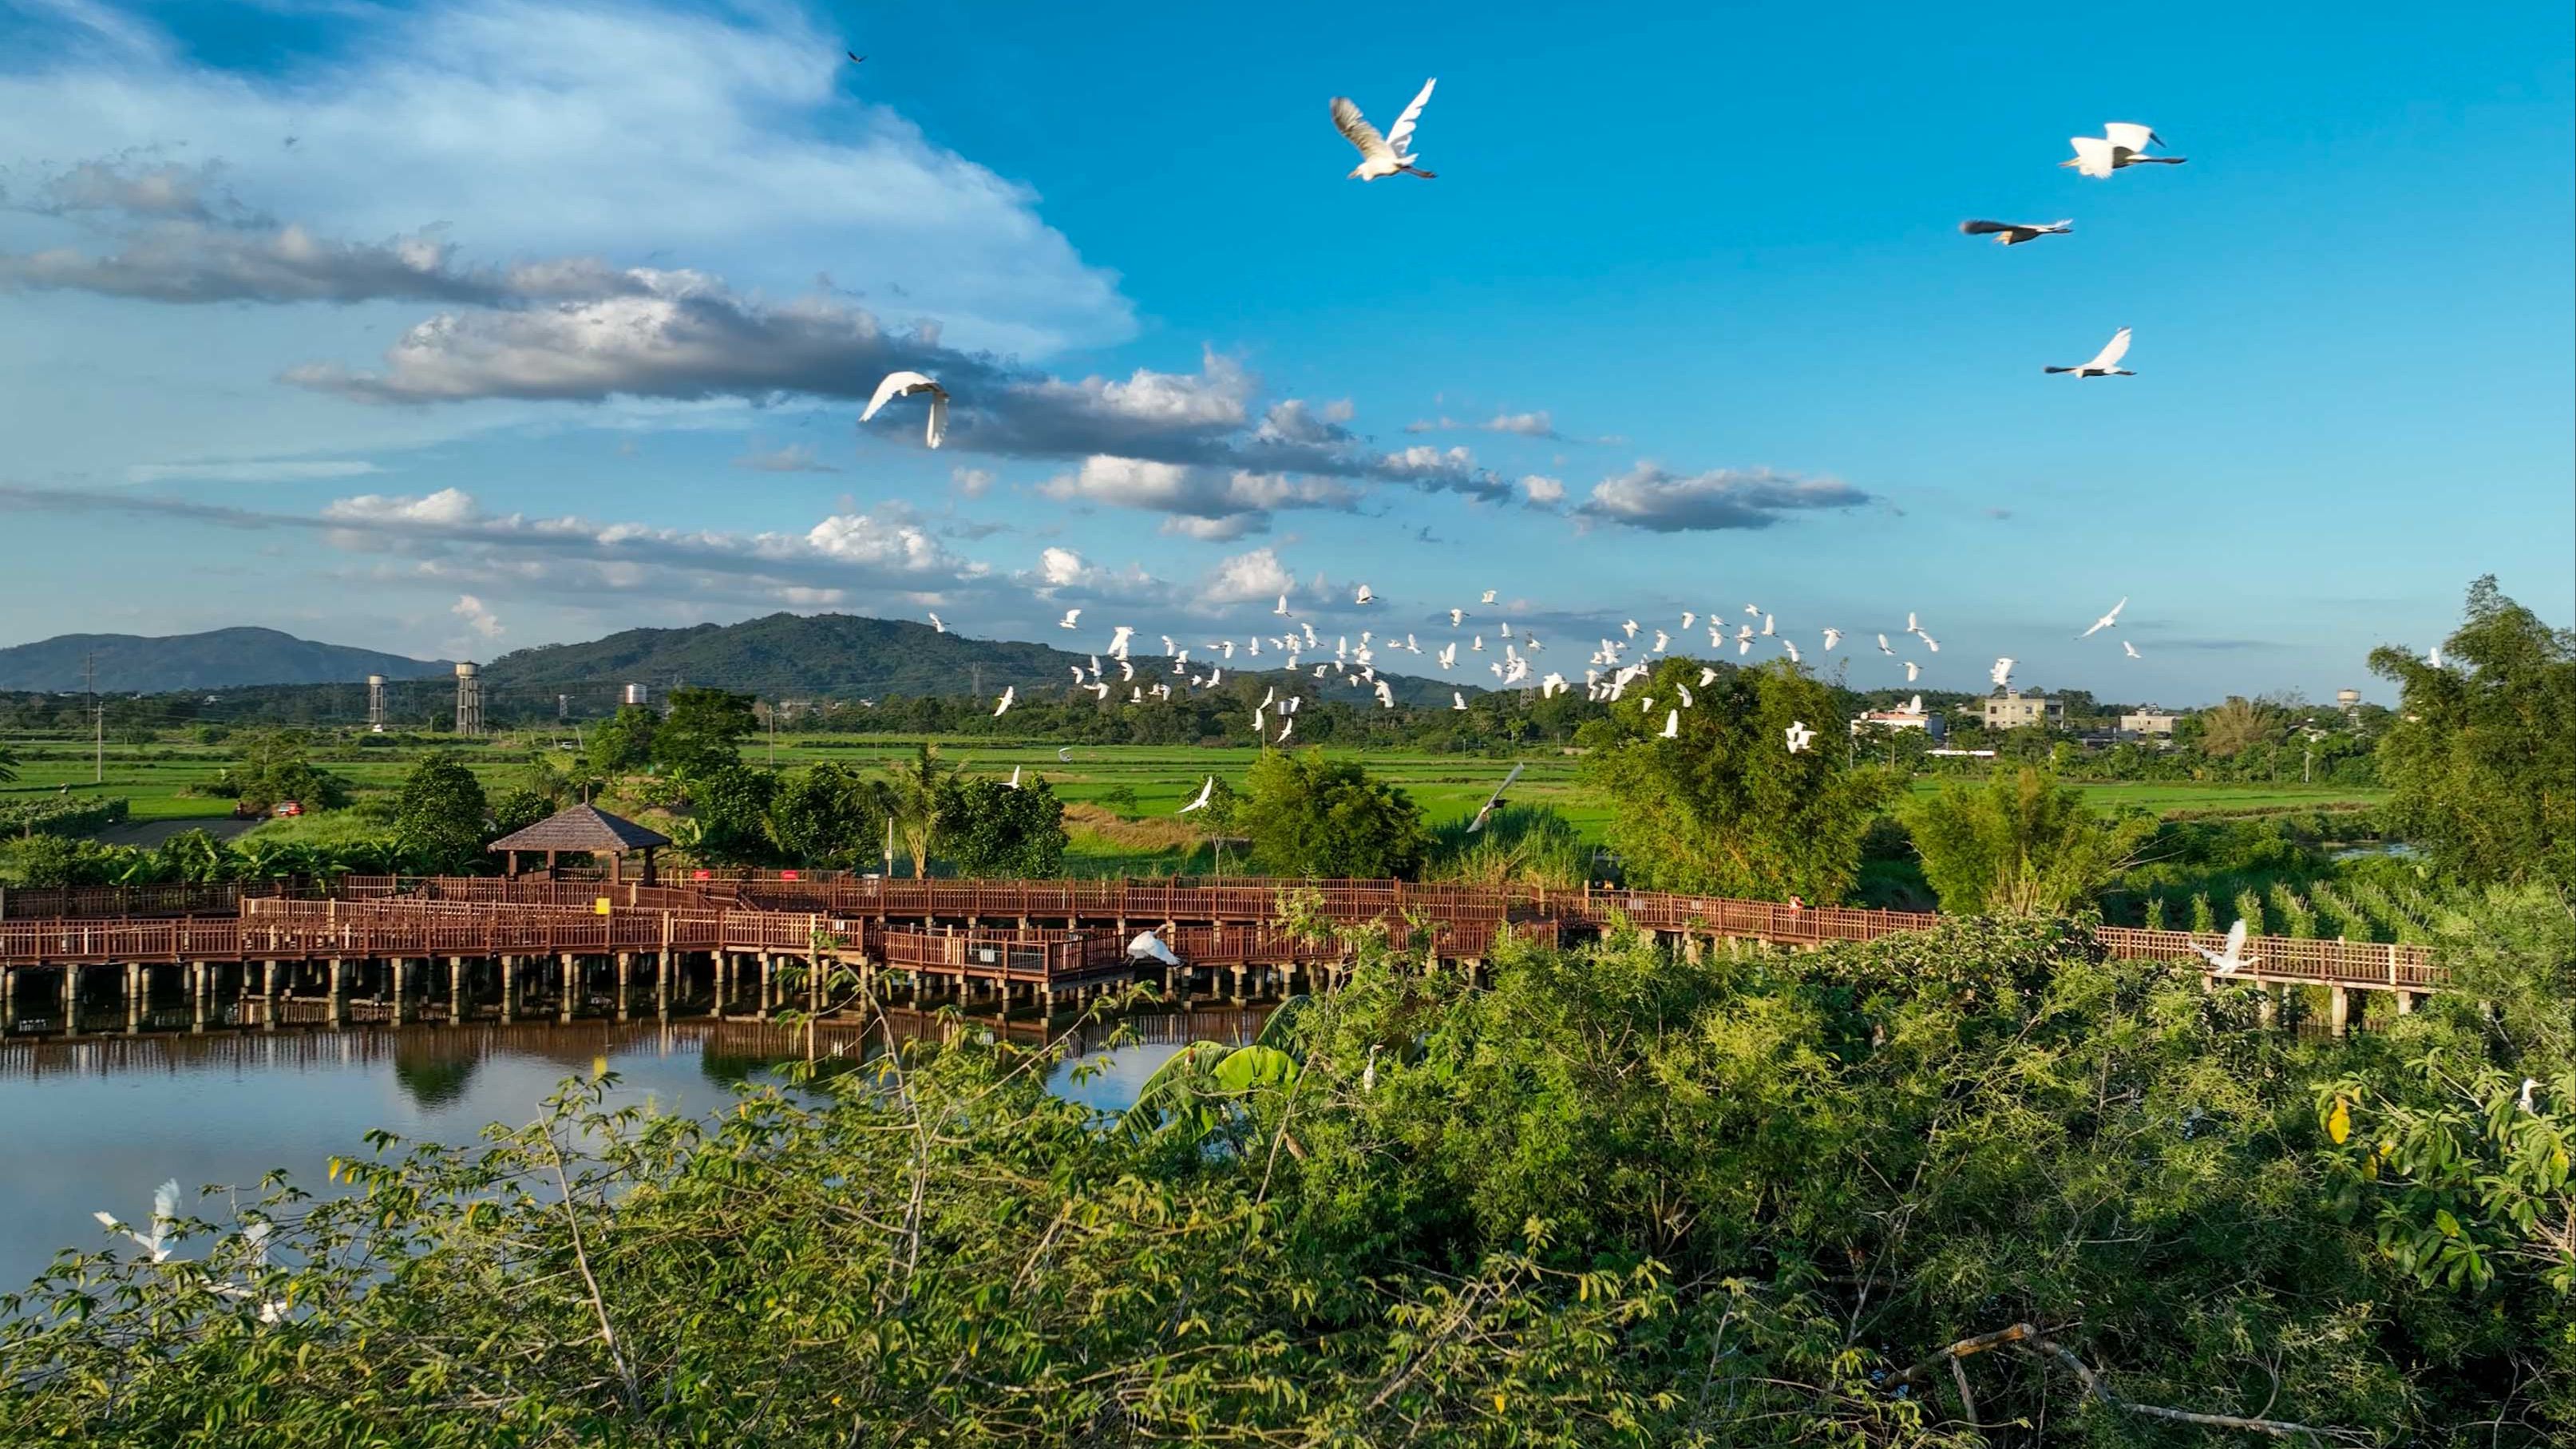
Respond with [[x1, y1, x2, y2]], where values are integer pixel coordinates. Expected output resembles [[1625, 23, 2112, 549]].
[[850, 94, 2198, 811]]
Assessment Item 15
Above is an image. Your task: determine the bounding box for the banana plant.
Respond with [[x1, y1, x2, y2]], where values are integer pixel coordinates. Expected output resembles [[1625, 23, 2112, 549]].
[[1121, 997, 1312, 1145]]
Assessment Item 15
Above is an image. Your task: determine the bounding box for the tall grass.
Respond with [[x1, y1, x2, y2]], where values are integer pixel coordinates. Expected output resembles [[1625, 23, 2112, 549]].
[[1425, 805, 1590, 889]]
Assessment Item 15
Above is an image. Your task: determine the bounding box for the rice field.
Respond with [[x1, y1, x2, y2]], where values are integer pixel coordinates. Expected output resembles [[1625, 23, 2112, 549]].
[[0, 731, 2384, 873]]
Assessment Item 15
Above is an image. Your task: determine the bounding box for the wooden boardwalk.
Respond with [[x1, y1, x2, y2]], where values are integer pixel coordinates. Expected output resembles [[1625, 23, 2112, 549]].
[[0, 872, 2443, 1041]]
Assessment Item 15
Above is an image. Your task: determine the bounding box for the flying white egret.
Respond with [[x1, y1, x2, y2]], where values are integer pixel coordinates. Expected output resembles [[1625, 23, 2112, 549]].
[[1127, 930, 1181, 968], [1783, 640, 1802, 663], [2427, 644, 2443, 667], [1452, 691, 1467, 711], [1920, 633, 1941, 654], [1785, 720, 1816, 754], [1992, 657, 2015, 688], [2194, 919, 2260, 976], [1277, 716, 1296, 742], [993, 687, 1014, 717], [1878, 634, 1894, 655], [927, 612, 945, 633], [861, 370, 951, 448], [1374, 680, 1396, 708], [95, 1179, 183, 1264], [1622, 619, 1640, 638], [2064, 122, 2185, 179], [1108, 624, 1134, 655], [2045, 327, 2135, 377], [1448, 608, 1466, 627], [1004, 766, 1023, 790], [1660, 708, 1680, 738], [2079, 597, 2128, 639], [1905, 660, 1921, 683], [1331, 78, 1438, 181], [1959, 217, 2074, 245], [1822, 628, 1842, 651], [1272, 594, 1291, 616], [1480, 589, 1497, 604], [1177, 777, 1215, 814], [1056, 608, 1081, 630], [1057, 747, 1074, 762], [1354, 584, 1375, 605], [2123, 639, 2141, 659], [1906, 612, 1921, 635]]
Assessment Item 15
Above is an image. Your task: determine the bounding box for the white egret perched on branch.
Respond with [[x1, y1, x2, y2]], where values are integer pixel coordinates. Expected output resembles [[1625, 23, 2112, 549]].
[[1332, 79, 1438, 180], [2064, 122, 2185, 178], [861, 370, 950, 448], [1959, 217, 2072, 245], [2045, 327, 2135, 377]]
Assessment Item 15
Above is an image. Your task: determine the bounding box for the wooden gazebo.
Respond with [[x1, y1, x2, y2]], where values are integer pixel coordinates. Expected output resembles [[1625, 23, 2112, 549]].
[[489, 803, 671, 882]]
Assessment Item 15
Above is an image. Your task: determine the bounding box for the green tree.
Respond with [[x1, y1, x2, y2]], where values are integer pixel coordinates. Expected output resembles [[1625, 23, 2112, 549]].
[[224, 730, 353, 812], [585, 705, 659, 776], [763, 764, 891, 870], [393, 754, 489, 874], [881, 744, 962, 878], [654, 687, 758, 776], [2195, 695, 2281, 758], [1904, 766, 2158, 915], [944, 775, 1068, 877], [2368, 576, 2576, 885], [486, 786, 553, 840], [1237, 748, 1429, 878], [0, 741, 16, 784], [1584, 659, 1893, 900], [685, 765, 781, 867]]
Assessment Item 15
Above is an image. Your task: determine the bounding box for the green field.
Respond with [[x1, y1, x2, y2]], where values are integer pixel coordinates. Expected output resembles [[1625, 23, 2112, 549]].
[[1, 732, 2384, 872]]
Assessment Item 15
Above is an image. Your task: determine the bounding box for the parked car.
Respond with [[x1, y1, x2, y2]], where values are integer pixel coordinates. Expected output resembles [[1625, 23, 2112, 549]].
[[272, 801, 303, 818]]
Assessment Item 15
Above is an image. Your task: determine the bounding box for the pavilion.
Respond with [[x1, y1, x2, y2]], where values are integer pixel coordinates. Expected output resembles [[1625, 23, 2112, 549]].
[[488, 802, 672, 882]]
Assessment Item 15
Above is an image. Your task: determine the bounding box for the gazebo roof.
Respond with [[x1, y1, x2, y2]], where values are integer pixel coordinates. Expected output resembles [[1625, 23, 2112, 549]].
[[487, 802, 671, 856]]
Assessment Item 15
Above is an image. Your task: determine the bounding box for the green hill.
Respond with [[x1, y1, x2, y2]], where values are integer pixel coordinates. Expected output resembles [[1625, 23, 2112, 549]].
[[0, 628, 451, 693], [479, 613, 1471, 708]]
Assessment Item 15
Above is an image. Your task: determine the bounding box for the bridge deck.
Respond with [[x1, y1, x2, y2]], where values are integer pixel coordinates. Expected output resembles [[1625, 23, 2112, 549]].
[[0, 873, 2444, 995]]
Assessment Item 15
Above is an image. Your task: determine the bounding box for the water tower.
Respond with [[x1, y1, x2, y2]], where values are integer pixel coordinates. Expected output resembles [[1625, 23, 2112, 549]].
[[2336, 687, 2361, 717], [366, 675, 386, 733], [454, 662, 483, 736], [623, 683, 647, 708]]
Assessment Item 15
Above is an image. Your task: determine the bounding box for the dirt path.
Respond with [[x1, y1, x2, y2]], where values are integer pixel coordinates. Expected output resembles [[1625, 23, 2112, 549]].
[[89, 817, 263, 849]]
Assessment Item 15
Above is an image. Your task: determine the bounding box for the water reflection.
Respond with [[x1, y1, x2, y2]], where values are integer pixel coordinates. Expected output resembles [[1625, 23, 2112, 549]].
[[0, 1005, 1268, 1295]]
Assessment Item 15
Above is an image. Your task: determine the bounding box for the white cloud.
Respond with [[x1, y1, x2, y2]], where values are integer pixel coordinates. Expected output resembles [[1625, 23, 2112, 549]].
[[324, 487, 486, 527], [952, 465, 996, 497], [1575, 463, 1872, 532], [732, 441, 837, 473], [1201, 548, 1296, 606], [1520, 473, 1566, 506], [450, 592, 505, 639], [1036, 545, 1090, 588], [126, 457, 382, 484], [1038, 454, 1354, 533]]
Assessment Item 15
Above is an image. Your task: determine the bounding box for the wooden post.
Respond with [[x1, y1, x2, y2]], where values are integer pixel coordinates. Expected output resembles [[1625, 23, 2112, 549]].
[[656, 950, 671, 1019], [327, 958, 344, 1027], [61, 964, 77, 1035], [127, 962, 143, 1034], [2394, 990, 2416, 1016], [615, 952, 631, 1022], [499, 956, 516, 1023], [262, 960, 279, 1031], [449, 956, 465, 1026], [559, 954, 576, 1023], [757, 954, 773, 1020], [2329, 985, 2350, 1039], [189, 960, 206, 1034], [390, 957, 410, 1026]]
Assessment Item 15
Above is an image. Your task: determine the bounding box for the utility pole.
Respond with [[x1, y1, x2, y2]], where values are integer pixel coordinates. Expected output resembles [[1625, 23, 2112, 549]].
[[85, 651, 101, 783], [766, 699, 777, 766]]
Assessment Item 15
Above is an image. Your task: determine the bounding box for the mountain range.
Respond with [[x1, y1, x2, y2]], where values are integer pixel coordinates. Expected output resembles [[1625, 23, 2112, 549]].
[[0, 628, 452, 693], [0, 615, 1472, 707]]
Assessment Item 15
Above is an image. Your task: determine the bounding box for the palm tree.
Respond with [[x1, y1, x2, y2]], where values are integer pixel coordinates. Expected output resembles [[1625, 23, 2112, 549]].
[[883, 743, 962, 879]]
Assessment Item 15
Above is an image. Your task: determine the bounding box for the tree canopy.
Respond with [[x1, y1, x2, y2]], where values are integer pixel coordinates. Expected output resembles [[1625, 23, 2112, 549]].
[[1583, 659, 1894, 900], [391, 754, 487, 874], [944, 775, 1068, 877], [1237, 748, 1430, 878], [652, 687, 758, 776], [2368, 576, 2576, 885], [1905, 766, 2159, 915]]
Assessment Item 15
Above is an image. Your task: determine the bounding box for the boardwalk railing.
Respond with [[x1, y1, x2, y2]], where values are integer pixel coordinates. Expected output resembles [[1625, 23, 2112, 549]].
[[0, 874, 2446, 993]]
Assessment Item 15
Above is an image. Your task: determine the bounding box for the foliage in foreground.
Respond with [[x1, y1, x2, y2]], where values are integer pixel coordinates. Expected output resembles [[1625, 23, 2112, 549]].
[[2, 906, 2570, 1446]]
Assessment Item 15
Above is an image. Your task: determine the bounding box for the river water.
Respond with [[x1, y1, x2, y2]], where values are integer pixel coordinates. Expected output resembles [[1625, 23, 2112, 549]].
[[0, 1008, 1266, 1294]]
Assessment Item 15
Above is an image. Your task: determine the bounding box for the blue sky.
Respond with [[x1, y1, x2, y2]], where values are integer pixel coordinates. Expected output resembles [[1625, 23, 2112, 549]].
[[1, 0, 2567, 706]]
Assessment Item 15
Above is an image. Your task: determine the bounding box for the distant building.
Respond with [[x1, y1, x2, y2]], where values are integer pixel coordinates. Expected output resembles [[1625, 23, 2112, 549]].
[[2336, 687, 2362, 716], [1850, 706, 1947, 740], [1980, 690, 2064, 731], [2118, 707, 2181, 739]]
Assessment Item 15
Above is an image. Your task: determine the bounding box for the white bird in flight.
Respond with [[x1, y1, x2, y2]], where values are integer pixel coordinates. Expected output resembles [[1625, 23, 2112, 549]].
[[993, 687, 1014, 717], [1480, 589, 1497, 604], [1177, 776, 1215, 814], [1354, 584, 1375, 605], [2194, 918, 2260, 976], [1991, 656, 2015, 688], [926, 612, 945, 634], [1784, 720, 1816, 754], [95, 1178, 182, 1264], [2079, 596, 2128, 639], [2122, 640, 2141, 659], [1959, 218, 2073, 246], [2045, 327, 2135, 377], [1004, 765, 1023, 790], [1905, 660, 1921, 683], [1659, 708, 1680, 738], [1331, 79, 1438, 181], [1057, 608, 1081, 629], [2064, 122, 2186, 179], [861, 370, 951, 448], [1822, 628, 1842, 651]]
